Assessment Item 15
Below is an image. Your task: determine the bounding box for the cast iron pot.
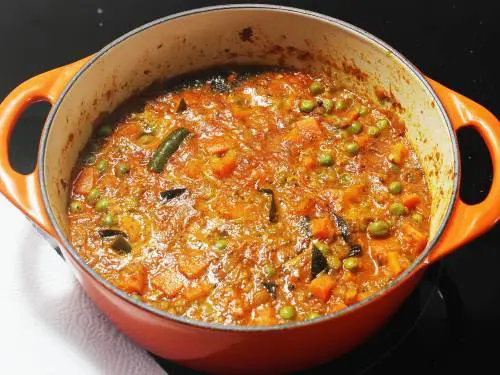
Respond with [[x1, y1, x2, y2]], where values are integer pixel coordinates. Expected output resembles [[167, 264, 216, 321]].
[[1, 5, 499, 374]]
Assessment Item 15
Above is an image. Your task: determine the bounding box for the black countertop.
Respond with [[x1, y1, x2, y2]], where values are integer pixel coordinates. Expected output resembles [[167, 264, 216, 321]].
[[1, 1, 498, 374]]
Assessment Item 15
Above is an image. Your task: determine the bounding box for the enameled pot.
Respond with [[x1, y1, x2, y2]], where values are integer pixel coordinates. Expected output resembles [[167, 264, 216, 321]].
[[1, 5, 499, 374]]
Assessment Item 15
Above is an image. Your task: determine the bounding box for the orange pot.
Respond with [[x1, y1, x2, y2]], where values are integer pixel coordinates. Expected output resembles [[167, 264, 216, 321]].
[[0, 5, 498, 374]]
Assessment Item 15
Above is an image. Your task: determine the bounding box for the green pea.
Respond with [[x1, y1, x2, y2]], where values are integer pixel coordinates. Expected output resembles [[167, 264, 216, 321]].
[[309, 81, 324, 95], [96, 160, 108, 174], [358, 106, 369, 116], [69, 201, 83, 213], [341, 130, 350, 139], [313, 241, 329, 255], [346, 142, 360, 155], [279, 305, 296, 320], [215, 239, 228, 250], [327, 255, 341, 270], [131, 294, 142, 302], [263, 264, 277, 277], [307, 312, 321, 320], [376, 118, 389, 129], [367, 220, 390, 237], [86, 188, 100, 203], [117, 163, 130, 176], [322, 98, 334, 113], [335, 100, 346, 111], [324, 114, 340, 124], [201, 301, 214, 315], [367, 126, 381, 137], [388, 181, 402, 194], [318, 153, 333, 166], [343, 257, 359, 271], [299, 99, 316, 113], [138, 134, 155, 145], [389, 202, 406, 216], [97, 124, 113, 137], [95, 198, 109, 212], [344, 92, 354, 100], [412, 213, 423, 223], [347, 121, 362, 135], [102, 213, 114, 226], [230, 94, 245, 105], [389, 164, 401, 173]]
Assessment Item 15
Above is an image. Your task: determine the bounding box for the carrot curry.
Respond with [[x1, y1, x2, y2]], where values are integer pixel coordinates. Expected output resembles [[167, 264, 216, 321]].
[[68, 68, 431, 325]]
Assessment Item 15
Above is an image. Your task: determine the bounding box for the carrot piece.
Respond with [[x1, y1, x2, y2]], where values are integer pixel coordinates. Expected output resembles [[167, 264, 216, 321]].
[[221, 202, 252, 219], [286, 117, 323, 143], [343, 183, 364, 206], [120, 215, 143, 243], [321, 189, 343, 212], [178, 252, 210, 279], [285, 128, 301, 143], [401, 193, 421, 209], [290, 195, 316, 215], [253, 306, 278, 326], [115, 122, 141, 138], [344, 288, 358, 304], [295, 117, 322, 135], [117, 263, 148, 294], [303, 155, 317, 170], [391, 116, 407, 136], [268, 79, 286, 93], [232, 107, 253, 119], [311, 217, 336, 239], [339, 109, 360, 127], [74, 167, 95, 195], [151, 269, 185, 297], [386, 251, 402, 275], [206, 140, 233, 155], [388, 143, 408, 165], [252, 290, 271, 307], [310, 275, 336, 303], [355, 134, 371, 147], [401, 224, 428, 254], [184, 282, 212, 301], [331, 302, 348, 312], [211, 150, 237, 179], [369, 238, 400, 259], [356, 291, 375, 302], [185, 159, 201, 179]]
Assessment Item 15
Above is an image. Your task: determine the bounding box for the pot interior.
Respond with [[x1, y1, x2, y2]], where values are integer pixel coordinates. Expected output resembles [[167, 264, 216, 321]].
[[42, 6, 456, 259]]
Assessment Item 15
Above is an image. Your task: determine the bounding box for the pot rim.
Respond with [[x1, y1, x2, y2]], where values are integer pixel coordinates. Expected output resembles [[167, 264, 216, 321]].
[[38, 3, 460, 332]]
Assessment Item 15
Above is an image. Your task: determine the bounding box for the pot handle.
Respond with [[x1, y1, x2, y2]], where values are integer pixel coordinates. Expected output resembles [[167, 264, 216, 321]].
[[426, 78, 500, 263], [0, 57, 91, 238]]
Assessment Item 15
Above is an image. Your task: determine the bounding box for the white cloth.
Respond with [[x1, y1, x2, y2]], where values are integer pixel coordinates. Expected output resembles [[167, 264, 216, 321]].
[[0, 196, 165, 375]]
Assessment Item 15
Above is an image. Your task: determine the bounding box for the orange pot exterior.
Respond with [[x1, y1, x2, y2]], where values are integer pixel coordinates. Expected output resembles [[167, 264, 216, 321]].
[[425, 78, 500, 263], [62, 242, 424, 374], [1, 9, 499, 374], [0, 56, 91, 237]]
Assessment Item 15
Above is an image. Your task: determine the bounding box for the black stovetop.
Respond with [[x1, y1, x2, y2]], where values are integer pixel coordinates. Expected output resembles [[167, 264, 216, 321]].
[[1, 1, 498, 374]]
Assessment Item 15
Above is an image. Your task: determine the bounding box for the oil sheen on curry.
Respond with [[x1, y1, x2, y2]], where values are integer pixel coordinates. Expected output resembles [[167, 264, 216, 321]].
[[68, 68, 430, 326]]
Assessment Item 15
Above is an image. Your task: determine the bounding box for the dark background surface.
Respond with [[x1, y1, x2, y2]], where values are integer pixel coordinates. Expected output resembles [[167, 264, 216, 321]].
[[1, 1, 498, 374]]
